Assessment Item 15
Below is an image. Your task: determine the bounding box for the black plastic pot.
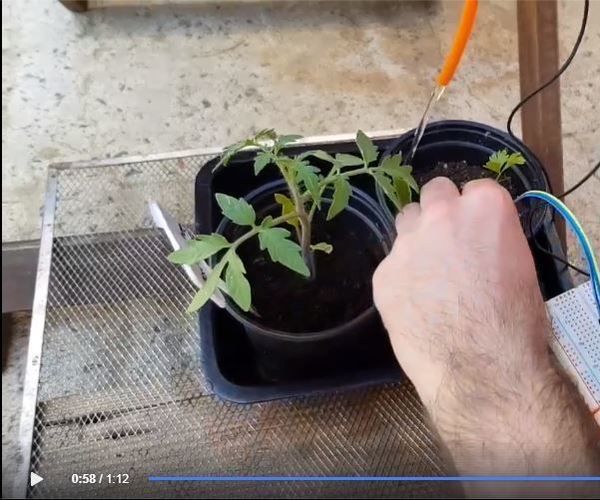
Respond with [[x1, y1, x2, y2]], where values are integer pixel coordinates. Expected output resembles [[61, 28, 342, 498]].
[[376, 120, 551, 237], [214, 180, 395, 380], [195, 133, 571, 403]]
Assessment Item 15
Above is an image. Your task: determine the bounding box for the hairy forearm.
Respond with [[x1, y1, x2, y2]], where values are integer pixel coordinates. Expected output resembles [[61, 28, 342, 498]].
[[373, 178, 600, 497], [420, 333, 600, 496]]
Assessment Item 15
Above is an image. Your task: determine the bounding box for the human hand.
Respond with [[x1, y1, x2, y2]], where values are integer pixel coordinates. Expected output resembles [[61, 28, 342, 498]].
[[373, 177, 599, 483], [374, 177, 548, 409]]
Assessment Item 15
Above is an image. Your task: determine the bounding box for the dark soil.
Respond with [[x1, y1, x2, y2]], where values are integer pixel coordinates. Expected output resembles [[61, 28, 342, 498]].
[[226, 205, 385, 333], [415, 160, 519, 198]]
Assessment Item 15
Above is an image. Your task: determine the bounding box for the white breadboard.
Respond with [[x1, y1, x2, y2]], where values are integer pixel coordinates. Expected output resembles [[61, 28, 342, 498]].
[[546, 280, 600, 423]]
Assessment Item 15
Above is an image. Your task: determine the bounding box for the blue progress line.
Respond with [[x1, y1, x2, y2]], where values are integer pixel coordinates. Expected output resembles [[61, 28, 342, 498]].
[[148, 476, 600, 482]]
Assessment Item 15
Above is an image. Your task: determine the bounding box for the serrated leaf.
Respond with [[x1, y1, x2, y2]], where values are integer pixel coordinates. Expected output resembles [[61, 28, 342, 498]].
[[493, 149, 510, 164], [225, 252, 251, 311], [276, 134, 303, 147], [299, 150, 336, 164], [186, 258, 227, 313], [379, 155, 402, 171], [374, 172, 401, 210], [254, 128, 277, 142], [274, 157, 296, 171], [296, 163, 321, 206], [379, 157, 419, 192], [258, 226, 290, 249], [394, 177, 412, 207], [483, 159, 502, 175], [356, 130, 378, 165], [254, 152, 271, 175], [228, 248, 246, 274], [311, 242, 333, 254], [260, 214, 274, 228], [484, 149, 509, 175], [335, 153, 364, 167], [404, 170, 419, 193], [274, 193, 300, 230], [216, 140, 247, 168], [258, 227, 310, 277], [215, 193, 256, 226], [327, 177, 351, 221], [506, 152, 526, 168], [168, 234, 230, 265]]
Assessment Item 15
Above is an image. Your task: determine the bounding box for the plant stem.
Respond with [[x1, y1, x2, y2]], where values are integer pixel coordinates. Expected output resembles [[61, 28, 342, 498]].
[[289, 185, 315, 277], [277, 159, 316, 277], [229, 212, 299, 251], [308, 165, 376, 221]]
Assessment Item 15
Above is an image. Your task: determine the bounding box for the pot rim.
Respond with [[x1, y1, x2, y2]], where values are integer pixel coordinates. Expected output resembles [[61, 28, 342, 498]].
[[376, 119, 551, 233], [214, 179, 393, 341]]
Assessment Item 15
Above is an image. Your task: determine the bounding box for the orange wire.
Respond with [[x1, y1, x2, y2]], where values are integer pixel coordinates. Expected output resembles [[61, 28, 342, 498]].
[[436, 0, 479, 87]]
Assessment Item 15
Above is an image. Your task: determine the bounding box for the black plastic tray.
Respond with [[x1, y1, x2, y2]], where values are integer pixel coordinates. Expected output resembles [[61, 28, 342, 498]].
[[195, 136, 572, 403]]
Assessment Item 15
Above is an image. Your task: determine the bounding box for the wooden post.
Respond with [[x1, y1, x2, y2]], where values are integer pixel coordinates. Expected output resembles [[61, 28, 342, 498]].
[[58, 1, 88, 12], [517, 0, 565, 245]]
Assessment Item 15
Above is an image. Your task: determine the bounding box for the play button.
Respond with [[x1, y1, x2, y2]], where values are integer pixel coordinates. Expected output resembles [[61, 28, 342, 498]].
[[30, 472, 44, 487]]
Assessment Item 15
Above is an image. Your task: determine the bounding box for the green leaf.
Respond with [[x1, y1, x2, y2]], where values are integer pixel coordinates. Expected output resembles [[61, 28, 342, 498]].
[[296, 163, 321, 206], [254, 152, 272, 175], [483, 149, 509, 175], [379, 155, 402, 171], [216, 140, 249, 168], [335, 153, 364, 167], [215, 130, 279, 170], [374, 172, 401, 210], [506, 152, 526, 168], [225, 251, 251, 311], [254, 128, 277, 142], [299, 150, 336, 164], [258, 227, 310, 277], [327, 177, 351, 221], [483, 149, 525, 178], [274, 157, 297, 172], [379, 157, 419, 192], [227, 248, 246, 274], [403, 169, 419, 193], [168, 234, 230, 265], [215, 193, 256, 226], [274, 193, 300, 230], [356, 130, 378, 165], [260, 215, 274, 228], [394, 177, 412, 207], [186, 258, 227, 313], [276, 134, 303, 147], [310, 242, 333, 254]]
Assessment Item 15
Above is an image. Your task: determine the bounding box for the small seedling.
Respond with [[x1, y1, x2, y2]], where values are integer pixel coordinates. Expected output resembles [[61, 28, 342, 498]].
[[484, 149, 526, 180], [169, 130, 417, 313]]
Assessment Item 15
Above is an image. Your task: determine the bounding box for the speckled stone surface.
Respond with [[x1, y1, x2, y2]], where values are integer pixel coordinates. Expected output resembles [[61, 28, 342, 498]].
[[3, 0, 597, 245], [2, 0, 599, 494]]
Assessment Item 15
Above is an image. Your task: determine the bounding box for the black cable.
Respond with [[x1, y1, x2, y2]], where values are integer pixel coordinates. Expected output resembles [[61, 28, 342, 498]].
[[555, 159, 600, 198], [534, 241, 590, 277], [507, 0, 589, 141], [528, 205, 590, 277], [507, 0, 598, 199]]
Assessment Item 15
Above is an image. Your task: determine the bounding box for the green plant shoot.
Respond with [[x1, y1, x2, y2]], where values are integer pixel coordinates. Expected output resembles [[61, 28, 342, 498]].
[[168, 130, 417, 313], [484, 149, 526, 180]]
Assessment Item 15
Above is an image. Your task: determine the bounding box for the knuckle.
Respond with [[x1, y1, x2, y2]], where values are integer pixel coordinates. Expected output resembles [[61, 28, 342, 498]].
[[424, 176, 455, 192], [466, 179, 512, 205], [424, 201, 452, 222]]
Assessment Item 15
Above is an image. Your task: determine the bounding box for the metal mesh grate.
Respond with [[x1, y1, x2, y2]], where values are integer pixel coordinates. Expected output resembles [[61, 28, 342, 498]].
[[25, 148, 451, 498]]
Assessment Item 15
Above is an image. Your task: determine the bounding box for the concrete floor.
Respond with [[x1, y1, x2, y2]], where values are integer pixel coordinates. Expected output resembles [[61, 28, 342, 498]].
[[3, 1, 597, 244], [2, 0, 599, 496]]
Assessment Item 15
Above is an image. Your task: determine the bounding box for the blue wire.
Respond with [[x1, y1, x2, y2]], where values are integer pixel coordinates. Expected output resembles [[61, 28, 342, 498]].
[[515, 191, 600, 319]]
